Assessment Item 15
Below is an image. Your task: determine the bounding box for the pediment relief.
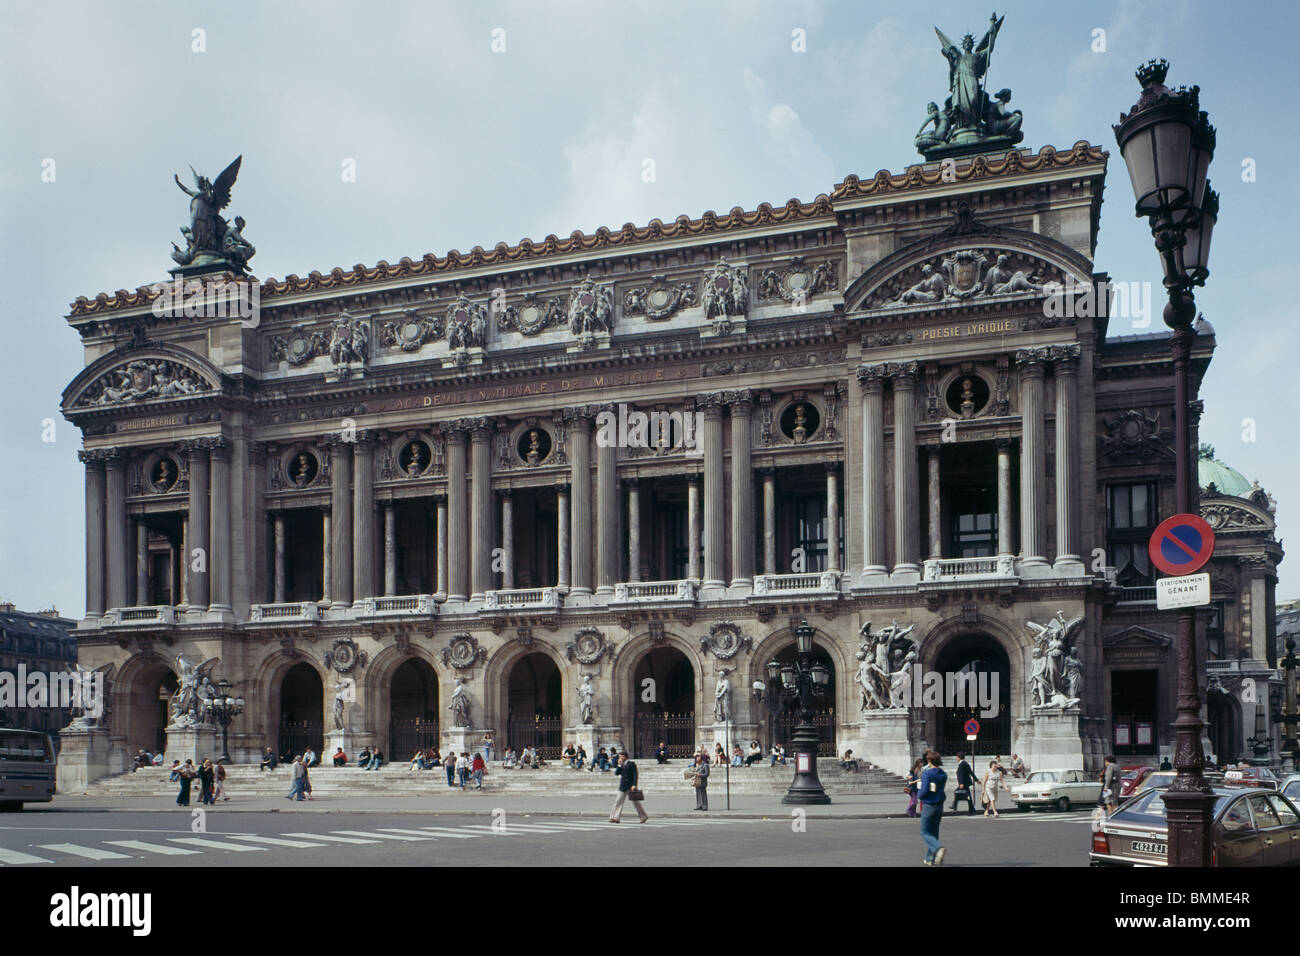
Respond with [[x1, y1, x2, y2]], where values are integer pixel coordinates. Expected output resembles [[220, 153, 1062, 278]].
[[862, 247, 1076, 311], [1200, 499, 1272, 534], [1103, 625, 1173, 649], [65, 347, 221, 411]]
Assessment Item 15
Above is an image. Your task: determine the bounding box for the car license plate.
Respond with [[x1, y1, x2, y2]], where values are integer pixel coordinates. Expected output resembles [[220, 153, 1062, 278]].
[[1132, 841, 1166, 855]]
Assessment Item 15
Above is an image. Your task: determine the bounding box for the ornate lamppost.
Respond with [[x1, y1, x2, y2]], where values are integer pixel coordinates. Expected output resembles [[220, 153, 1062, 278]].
[[771, 618, 832, 804], [1280, 635, 1299, 774], [211, 678, 245, 764], [1114, 59, 1218, 866]]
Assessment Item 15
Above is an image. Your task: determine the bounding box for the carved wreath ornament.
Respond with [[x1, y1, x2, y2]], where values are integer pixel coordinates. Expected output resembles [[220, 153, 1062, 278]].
[[699, 621, 752, 660], [324, 638, 367, 675], [566, 626, 613, 665], [442, 633, 487, 669]]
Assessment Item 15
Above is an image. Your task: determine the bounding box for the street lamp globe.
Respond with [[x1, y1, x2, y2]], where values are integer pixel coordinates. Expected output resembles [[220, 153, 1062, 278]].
[[765, 659, 781, 683], [810, 662, 830, 688], [794, 619, 814, 655]]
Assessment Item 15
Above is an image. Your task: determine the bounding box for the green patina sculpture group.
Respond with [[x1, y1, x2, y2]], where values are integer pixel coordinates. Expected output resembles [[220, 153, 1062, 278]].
[[170, 155, 256, 275]]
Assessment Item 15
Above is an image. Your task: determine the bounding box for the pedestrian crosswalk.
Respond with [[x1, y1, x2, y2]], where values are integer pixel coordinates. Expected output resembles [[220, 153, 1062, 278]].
[[0, 816, 752, 865]]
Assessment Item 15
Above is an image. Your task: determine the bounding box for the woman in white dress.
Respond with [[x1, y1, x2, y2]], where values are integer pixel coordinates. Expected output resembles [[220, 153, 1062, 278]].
[[982, 758, 1004, 817]]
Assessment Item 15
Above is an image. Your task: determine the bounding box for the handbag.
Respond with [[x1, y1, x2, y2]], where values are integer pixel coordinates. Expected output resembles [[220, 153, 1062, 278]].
[[628, 787, 644, 802], [691, 774, 703, 788]]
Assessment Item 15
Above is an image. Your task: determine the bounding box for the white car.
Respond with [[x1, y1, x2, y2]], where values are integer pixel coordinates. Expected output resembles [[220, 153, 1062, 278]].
[[1011, 768, 1101, 812]]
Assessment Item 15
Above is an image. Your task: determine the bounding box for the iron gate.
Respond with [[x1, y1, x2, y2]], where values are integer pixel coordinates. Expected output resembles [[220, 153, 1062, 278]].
[[389, 718, 440, 758], [775, 709, 836, 757], [505, 716, 563, 760], [277, 719, 323, 761], [937, 705, 1011, 760], [632, 712, 695, 759]]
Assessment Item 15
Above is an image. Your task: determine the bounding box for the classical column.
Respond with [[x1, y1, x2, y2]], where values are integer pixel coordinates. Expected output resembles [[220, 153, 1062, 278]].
[[826, 463, 842, 573], [81, 452, 106, 617], [856, 365, 888, 577], [567, 411, 593, 595], [383, 503, 397, 596], [320, 509, 332, 604], [135, 518, 149, 606], [555, 483, 571, 592], [209, 440, 232, 612], [729, 392, 755, 587], [273, 513, 287, 603], [891, 363, 921, 577], [180, 516, 189, 606], [470, 420, 493, 599], [700, 396, 726, 588], [926, 446, 942, 560], [352, 435, 376, 601], [687, 473, 702, 582], [1053, 345, 1082, 568], [996, 439, 1013, 556], [595, 412, 619, 594], [625, 479, 641, 583], [444, 426, 469, 602], [760, 467, 776, 575], [185, 444, 209, 610], [500, 490, 515, 590], [434, 495, 448, 600], [1017, 349, 1049, 568], [328, 438, 353, 607]]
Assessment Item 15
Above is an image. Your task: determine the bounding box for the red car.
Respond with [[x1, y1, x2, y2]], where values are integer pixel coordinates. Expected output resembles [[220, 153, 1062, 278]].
[[1223, 766, 1279, 789], [1119, 765, 1155, 798]]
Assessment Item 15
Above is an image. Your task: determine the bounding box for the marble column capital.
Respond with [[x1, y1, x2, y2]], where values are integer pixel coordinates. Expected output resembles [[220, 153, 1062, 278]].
[[995, 437, 1015, 451], [694, 391, 728, 413], [824, 460, 842, 474], [622, 476, 640, 489], [207, 437, 232, 462], [562, 406, 596, 427], [885, 361, 920, 385], [1188, 398, 1205, 427], [725, 389, 755, 413], [553, 481, 570, 495], [321, 432, 360, 449], [1047, 343, 1082, 372], [1014, 347, 1052, 374], [247, 440, 269, 463], [78, 448, 117, 466], [856, 363, 889, 391]]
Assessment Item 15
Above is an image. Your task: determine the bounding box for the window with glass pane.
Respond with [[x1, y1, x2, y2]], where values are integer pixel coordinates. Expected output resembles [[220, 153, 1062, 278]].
[[950, 485, 997, 557], [1206, 601, 1225, 661], [795, 496, 828, 572], [1107, 483, 1158, 586]]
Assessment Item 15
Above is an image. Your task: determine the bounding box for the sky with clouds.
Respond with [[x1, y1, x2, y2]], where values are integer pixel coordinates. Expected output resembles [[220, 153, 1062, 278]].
[[2, 0, 1296, 615]]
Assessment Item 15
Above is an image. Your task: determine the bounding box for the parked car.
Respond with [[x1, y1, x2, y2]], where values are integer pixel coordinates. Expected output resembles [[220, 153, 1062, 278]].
[[1119, 765, 1155, 798], [1281, 775, 1300, 803], [1012, 768, 1101, 812], [1222, 766, 1279, 789], [1133, 769, 1224, 795], [1090, 786, 1300, 866]]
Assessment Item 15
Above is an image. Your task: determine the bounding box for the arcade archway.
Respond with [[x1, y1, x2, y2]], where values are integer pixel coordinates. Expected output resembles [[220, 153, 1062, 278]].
[[120, 661, 177, 756], [1207, 688, 1241, 765], [388, 658, 440, 758], [277, 662, 324, 760], [505, 652, 563, 758], [632, 646, 696, 758], [932, 634, 1011, 760]]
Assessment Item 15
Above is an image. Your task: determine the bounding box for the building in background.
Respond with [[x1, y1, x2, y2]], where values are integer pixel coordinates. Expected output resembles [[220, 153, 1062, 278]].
[[0, 602, 78, 736]]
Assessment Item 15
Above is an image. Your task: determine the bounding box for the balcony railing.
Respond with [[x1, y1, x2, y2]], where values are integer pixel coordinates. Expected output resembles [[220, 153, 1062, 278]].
[[103, 606, 175, 626], [612, 580, 697, 602], [483, 588, 562, 609], [248, 602, 320, 623], [752, 571, 841, 595], [1116, 586, 1157, 603], [921, 556, 1018, 581], [357, 595, 435, 616]]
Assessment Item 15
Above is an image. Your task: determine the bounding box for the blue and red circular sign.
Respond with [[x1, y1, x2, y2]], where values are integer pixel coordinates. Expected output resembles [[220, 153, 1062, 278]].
[[1148, 513, 1215, 577], [963, 718, 980, 736]]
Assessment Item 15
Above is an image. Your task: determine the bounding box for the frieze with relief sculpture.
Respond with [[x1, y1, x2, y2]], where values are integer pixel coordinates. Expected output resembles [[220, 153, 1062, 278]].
[[78, 360, 211, 408], [624, 274, 699, 321]]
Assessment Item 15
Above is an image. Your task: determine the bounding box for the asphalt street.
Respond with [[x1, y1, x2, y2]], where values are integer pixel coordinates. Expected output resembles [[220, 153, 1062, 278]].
[[0, 804, 1096, 867]]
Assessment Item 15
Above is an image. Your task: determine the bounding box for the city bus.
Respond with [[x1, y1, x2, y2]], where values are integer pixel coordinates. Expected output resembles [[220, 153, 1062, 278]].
[[0, 728, 56, 810]]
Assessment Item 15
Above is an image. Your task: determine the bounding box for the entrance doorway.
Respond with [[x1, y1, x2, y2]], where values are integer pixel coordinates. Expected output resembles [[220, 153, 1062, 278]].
[[632, 647, 696, 758], [1111, 669, 1159, 757], [505, 653, 563, 758], [278, 663, 324, 760], [932, 635, 1011, 759], [389, 658, 440, 757]]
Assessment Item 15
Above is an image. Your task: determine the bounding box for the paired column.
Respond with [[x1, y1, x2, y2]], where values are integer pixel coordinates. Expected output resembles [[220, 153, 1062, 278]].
[[555, 483, 571, 592], [926, 446, 942, 560], [595, 411, 619, 594], [700, 396, 726, 587], [383, 503, 397, 596], [760, 468, 776, 575], [209, 439, 231, 611], [500, 491, 514, 590], [135, 519, 149, 606], [320, 508, 332, 604], [729, 392, 754, 587], [352, 435, 376, 601], [328, 438, 353, 607], [625, 479, 641, 583], [826, 463, 841, 573], [856, 366, 888, 577], [444, 426, 469, 602], [434, 496, 448, 600], [687, 474, 702, 582], [567, 412, 593, 595], [273, 513, 287, 603], [185, 443, 209, 609], [996, 439, 1014, 556], [1017, 349, 1049, 567], [891, 362, 921, 577], [81, 452, 106, 617], [1053, 345, 1082, 567], [469, 421, 493, 599]]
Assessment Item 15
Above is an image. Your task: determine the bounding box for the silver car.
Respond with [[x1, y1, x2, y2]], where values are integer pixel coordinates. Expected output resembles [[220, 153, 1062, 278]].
[[1090, 786, 1300, 866], [1011, 768, 1101, 812]]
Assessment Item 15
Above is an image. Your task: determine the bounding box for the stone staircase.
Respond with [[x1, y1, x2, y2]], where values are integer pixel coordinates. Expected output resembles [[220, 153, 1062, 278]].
[[67, 759, 906, 799]]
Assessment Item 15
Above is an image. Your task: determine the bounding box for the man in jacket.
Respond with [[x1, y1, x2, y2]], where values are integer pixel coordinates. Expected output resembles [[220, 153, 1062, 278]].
[[609, 751, 648, 823], [918, 750, 948, 865], [655, 741, 669, 764], [287, 755, 306, 801], [951, 754, 978, 815]]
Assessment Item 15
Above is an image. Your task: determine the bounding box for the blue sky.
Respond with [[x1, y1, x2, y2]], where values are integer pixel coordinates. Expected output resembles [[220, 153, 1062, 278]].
[[2, 0, 1296, 614]]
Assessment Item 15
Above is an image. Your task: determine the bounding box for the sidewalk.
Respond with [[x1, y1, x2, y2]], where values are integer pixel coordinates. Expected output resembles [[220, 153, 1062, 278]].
[[36, 789, 1018, 819]]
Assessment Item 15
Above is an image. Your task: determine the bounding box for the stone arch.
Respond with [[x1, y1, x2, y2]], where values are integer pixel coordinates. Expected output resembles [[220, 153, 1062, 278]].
[[361, 642, 444, 737], [1207, 685, 1242, 764], [611, 632, 707, 723], [112, 651, 177, 755], [251, 651, 329, 754], [482, 639, 568, 743], [748, 622, 847, 754]]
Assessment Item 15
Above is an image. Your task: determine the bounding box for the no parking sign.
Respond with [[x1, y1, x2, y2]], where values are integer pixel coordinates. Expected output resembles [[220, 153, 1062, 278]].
[[1148, 514, 1215, 577]]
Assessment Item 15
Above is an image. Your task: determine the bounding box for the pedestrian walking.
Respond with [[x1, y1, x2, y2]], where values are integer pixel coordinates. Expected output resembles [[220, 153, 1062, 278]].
[[287, 755, 306, 801], [303, 758, 314, 800], [213, 758, 229, 801], [691, 753, 710, 811], [951, 753, 978, 815], [905, 757, 924, 817], [1100, 754, 1119, 814], [918, 750, 947, 865], [609, 750, 648, 823], [199, 758, 216, 805], [456, 751, 470, 789], [472, 751, 486, 789], [482, 732, 494, 763], [444, 750, 457, 787], [176, 759, 196, 807], [981, 758, 1003, 817]]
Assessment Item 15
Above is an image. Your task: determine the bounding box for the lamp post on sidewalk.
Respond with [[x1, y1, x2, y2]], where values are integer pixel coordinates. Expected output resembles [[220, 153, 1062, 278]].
[[211, 678, 245, 764], [775, 618, 832, 804], [1113, 58, 1217, 867]]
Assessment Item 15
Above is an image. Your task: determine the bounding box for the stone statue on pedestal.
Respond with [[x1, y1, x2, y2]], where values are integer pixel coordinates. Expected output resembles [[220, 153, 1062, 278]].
[[578, 674, 595, 725], [714, 669, 732, 723], [857, 621, 917, 711], [167, 654, 219, 728], [449, 677, 472, 728], [1025, 611, 1086, 709], [333, 674, 356, 730]]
